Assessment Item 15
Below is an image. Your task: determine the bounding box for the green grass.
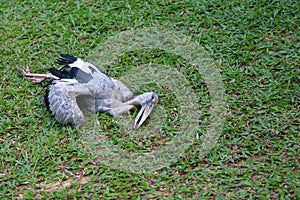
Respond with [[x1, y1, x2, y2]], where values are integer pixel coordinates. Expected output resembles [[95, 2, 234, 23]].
[[1, 0, 299, 199]]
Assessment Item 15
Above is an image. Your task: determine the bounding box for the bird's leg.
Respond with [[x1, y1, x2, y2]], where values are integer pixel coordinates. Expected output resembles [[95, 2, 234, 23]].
[[16, 65, 60, 83]]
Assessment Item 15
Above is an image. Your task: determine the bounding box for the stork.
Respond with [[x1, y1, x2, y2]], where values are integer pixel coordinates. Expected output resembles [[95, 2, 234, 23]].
[[16, 54, 159, 130]]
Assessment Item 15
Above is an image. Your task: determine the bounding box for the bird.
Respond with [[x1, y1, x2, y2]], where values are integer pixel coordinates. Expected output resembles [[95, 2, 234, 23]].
[[16, 54, 159, 129]]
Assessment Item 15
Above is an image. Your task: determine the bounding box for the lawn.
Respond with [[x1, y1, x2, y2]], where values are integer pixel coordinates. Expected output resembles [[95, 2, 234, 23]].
[[0, 0, 299, 199]]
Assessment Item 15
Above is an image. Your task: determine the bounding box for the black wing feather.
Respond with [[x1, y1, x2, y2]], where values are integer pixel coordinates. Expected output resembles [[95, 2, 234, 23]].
[[56, 54, 77, 65], [47, 68, 72, 79], [44, 81, 55, 111], [44, 86, 51, 111]]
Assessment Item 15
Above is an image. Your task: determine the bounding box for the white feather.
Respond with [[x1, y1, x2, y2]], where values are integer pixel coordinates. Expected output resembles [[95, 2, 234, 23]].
[[69, 58, 85, 68], [69, 58, 100, 75]]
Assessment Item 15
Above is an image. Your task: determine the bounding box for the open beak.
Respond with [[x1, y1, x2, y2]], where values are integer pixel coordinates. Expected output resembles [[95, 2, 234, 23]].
[[133, 93, 158, 130]]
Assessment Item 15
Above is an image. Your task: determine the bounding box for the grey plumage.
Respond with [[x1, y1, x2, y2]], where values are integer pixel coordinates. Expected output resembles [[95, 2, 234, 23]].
[[16, 54, 158, 129]]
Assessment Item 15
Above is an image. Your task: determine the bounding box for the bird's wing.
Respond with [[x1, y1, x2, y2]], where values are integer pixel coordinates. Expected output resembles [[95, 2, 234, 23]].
[[46, 79, 94, 127], [54, 54, 108, 83], [48, 66, 94, 83]]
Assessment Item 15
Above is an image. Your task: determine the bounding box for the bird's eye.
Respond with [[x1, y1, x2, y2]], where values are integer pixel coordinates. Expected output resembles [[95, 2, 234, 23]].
[[151, 93, 158, 102]]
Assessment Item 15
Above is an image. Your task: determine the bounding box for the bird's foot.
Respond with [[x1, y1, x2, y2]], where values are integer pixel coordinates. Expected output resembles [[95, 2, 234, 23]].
[[16, 65, 60, 83]]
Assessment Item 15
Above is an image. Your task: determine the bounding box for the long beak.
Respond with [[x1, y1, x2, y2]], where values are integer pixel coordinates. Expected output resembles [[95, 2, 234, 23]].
[[133, 100, 156, 130]]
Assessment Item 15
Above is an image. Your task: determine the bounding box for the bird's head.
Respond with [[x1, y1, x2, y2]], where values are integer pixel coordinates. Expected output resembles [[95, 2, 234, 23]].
[[133, 92, 159, 130]]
